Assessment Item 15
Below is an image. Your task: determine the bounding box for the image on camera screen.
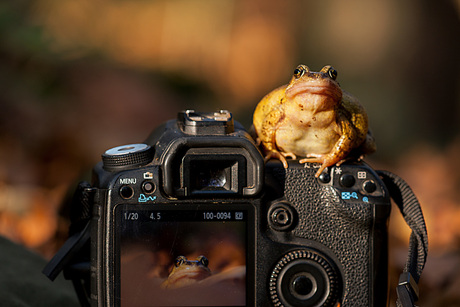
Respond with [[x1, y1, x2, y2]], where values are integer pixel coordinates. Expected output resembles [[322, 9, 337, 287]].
[[116, 205, 249, 306]]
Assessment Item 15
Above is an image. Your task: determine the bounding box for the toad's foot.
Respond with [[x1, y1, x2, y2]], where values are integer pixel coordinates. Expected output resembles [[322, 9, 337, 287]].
[[281, 152, 297, 160], [264, 151, 297, 168], [299, 153, 342, 177]]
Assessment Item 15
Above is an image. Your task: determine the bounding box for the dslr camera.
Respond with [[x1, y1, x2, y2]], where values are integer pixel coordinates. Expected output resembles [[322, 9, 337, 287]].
[[45, 110, 392, 306]]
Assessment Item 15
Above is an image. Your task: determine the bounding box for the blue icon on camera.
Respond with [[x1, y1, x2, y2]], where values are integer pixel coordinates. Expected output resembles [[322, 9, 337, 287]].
[[138, 194, 156, 203], [341, 192, 359, 200]]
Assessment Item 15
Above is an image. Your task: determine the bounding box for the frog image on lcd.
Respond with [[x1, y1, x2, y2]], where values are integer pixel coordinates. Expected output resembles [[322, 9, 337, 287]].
[[253, 64, 376, 177], [161, 255, 212, 289]]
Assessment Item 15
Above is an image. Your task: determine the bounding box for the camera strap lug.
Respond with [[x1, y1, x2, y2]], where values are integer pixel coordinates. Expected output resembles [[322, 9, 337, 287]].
[[397, 272, 419, 306]]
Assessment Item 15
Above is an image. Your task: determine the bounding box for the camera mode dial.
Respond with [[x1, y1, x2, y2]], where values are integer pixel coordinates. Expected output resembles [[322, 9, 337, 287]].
[[102, 144, 154, 171], [269, 249, 341, 307]]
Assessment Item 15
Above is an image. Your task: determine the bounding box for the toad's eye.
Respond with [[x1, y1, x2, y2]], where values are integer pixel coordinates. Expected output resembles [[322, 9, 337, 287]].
[[175, 256, 187, 267], [293, 66, 305, 78], [197, 255, 209, 267], [328, 68, 338, 80]]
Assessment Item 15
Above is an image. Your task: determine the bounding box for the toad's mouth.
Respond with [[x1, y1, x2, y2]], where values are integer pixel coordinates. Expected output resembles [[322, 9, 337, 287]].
[[167, 269, 211, 285], [286, 80, 342, 101]]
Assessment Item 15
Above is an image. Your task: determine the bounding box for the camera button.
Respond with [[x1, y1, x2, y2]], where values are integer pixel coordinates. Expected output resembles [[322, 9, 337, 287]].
[[120, 185, 134, 199], [291, 273, 317, 299], [363, 180, 377, 193], [318, 172, 331, 183], [142, 181, 156, 194], [339, 174, 355, 188], [268, 202, 296, 231], [272, 208, 291, 226]]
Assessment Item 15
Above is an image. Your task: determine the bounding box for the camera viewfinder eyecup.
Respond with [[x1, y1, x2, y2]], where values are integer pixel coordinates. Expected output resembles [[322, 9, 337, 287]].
[[154, 110, 264, 198]]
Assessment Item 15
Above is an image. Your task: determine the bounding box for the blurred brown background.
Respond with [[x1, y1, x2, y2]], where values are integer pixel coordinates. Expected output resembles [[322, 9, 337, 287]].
[[0, 0, 459, 305]]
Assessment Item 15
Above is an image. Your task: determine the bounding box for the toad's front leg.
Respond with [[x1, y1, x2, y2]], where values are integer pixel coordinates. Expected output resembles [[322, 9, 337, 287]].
[[299, 120, 356, 177]]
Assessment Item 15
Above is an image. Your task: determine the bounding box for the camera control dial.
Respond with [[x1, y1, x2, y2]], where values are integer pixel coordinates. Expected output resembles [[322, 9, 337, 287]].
[[102, 144, 154, 171], [269, 249, 341, 307]]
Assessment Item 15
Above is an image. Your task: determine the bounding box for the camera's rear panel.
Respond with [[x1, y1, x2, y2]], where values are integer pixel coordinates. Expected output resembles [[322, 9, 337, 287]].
[[46, 111, 394, 307], [94, 160, 390, 307]]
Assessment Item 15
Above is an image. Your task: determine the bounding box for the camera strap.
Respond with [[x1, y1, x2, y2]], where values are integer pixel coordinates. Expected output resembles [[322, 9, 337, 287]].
[[377, 170, 429, 307], [43, 181, 94, 307]]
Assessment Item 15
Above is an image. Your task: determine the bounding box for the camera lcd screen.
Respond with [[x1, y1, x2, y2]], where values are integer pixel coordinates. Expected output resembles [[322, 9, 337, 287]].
[[115, 204, 253, 306]]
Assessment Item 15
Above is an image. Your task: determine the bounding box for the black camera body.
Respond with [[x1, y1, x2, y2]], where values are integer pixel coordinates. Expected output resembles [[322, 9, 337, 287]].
[[86, 110, 391, 306]]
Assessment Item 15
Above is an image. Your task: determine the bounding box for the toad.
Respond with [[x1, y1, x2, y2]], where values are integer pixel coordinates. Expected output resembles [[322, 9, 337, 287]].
[[252, 64, 376, 177], [161, 255, 212, 289]]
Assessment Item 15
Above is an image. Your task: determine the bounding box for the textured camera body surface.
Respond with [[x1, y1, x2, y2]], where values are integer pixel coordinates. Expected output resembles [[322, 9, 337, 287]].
[[258, 161, 391, 306], [89, 111, 391, 306]]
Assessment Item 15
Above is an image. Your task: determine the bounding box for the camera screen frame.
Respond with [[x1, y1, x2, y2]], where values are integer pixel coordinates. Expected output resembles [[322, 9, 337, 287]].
[[113, 203, 256, 306]]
